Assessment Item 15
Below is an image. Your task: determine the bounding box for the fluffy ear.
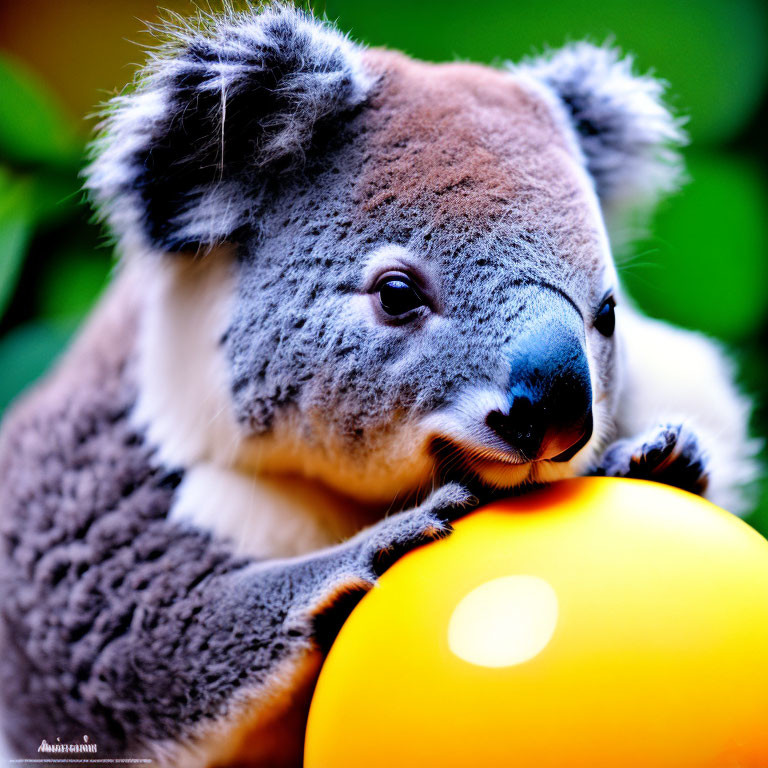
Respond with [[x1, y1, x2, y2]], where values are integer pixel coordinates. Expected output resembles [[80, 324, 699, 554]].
[[515, 43, 686, 217], [85, 4, 373, 252]]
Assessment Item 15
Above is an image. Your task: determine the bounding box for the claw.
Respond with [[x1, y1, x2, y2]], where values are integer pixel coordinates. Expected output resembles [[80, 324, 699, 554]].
[[595, 423, 709, 496]]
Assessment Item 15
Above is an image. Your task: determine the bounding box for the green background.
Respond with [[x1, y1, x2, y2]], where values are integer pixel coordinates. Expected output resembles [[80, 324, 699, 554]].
[[0, 0, 766, 527]]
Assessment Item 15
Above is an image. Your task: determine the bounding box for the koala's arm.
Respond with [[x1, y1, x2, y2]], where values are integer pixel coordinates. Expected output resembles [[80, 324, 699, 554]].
[[0, 274, 473, 766], [0, 393, 467, 767], [599, 306, 760, 514]]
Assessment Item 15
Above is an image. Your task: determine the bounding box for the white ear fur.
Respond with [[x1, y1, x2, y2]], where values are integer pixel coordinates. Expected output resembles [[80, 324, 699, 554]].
[[514, 43, 686, 218]]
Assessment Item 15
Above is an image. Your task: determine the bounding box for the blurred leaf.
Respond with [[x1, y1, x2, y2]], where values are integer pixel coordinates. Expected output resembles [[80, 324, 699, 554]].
[[0, 319, 76, 414], [37, 245, 111, 320], [0, 167, 34, 320], [745, 446, 768, 536], [30, 170, 83, 229], [747, 495, 768, 538], [0, 53, 82, 167], [737, 341, 768, 533], [620, 153, 768, 341], [325, 0, 768, 144]]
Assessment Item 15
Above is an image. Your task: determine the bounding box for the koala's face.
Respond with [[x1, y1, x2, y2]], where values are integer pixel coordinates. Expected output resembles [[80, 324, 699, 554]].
[[88, 7, 681, 501], [226, 51, 617, 496]]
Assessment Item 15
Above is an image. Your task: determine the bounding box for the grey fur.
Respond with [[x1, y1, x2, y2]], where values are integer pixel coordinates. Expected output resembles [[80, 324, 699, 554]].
[[0, 328, 473, 758], [229, 192, 599, 449]]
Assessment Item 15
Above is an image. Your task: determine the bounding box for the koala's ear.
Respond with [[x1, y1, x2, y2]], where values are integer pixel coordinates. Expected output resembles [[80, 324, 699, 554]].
[[516, 43, 686, 218], [85, 4, 373, 252]]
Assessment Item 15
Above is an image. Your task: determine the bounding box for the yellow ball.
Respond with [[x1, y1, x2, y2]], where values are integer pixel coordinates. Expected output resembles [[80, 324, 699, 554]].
[[304, 478, 768, 768]]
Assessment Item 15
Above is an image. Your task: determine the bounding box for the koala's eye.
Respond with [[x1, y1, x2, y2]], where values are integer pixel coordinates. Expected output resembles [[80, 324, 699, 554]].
[[594, 296, 616, 337], [377, 276, 425, 316]]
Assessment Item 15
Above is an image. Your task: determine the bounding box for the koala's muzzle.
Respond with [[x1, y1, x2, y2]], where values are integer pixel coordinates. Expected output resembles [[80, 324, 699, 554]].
[[486, 293, 593, 462]]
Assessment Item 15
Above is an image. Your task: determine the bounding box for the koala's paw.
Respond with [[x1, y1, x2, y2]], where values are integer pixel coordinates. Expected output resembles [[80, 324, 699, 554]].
[[310, 483, 477, 648], [362, 482, 478, 578], [594, 423, 709, 495]]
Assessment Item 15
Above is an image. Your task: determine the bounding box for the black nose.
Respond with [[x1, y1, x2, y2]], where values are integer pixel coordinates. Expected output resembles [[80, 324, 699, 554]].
[[486, 395, 593, 462], [486, 307, 593, 462]]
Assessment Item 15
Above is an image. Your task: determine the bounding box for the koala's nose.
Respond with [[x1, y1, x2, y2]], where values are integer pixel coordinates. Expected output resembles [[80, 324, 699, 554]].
[[486, 389, 593, 462], [485, 300, 593, 462]]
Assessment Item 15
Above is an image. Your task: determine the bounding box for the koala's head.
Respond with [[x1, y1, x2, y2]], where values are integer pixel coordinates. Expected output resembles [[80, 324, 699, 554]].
[[87, 4, 683, 501]]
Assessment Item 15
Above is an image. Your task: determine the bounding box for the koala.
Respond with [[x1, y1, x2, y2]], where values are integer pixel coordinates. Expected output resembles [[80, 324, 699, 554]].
[[0, 4, 759, 766]]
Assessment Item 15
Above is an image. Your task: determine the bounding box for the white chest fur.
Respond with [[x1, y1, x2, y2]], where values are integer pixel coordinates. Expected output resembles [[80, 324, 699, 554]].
[[169, 463, 382, 558]]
